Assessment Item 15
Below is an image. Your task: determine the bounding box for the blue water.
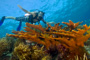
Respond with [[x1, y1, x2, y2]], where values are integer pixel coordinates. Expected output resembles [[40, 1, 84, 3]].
[[0, 0, 90, 38]]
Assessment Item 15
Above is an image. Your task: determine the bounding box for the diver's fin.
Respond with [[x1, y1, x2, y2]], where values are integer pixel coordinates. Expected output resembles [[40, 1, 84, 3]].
[[0, 16, 5, 26], [17, 21, 22, 31], [17, 5, 32, 14]]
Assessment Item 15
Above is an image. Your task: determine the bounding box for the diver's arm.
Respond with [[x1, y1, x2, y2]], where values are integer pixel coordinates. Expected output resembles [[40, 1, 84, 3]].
[[47, 21, 55, 25], [17, 5, 36, 17], [41, 19, 47, 24], [17, 5, 32, 14], [42, 19, 55, 25]]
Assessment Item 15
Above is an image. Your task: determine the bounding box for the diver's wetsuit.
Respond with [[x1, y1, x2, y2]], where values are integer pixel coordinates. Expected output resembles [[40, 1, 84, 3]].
[[15, 12, 46, 24], [15, 12, 39, 24], [16, 15, 33, 23]]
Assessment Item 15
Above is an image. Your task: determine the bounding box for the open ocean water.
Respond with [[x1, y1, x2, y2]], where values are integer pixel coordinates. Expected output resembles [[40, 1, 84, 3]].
[[0, 0, 90, 37]]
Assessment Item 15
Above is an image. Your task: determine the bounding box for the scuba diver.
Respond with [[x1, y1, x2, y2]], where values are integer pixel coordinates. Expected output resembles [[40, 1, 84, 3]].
[[0, 5, 54, 31]]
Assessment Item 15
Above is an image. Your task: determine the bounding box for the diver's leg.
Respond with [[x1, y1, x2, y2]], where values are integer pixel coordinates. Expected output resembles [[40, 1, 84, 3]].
[[15, 16, 29, 22], [5, 16, 16, 20], [17, 21, 22, 31], [0, 16, 16, 26], [5, 16, 25, 22]]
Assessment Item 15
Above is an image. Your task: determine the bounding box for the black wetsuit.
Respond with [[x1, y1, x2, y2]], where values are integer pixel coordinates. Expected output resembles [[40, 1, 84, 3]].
[[16, 15, 33, 23]]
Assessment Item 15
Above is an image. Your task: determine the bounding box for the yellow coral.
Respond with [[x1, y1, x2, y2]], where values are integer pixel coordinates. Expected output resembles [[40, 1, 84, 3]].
[[13, 43, 31, 60], [13, 43, 50, 60]]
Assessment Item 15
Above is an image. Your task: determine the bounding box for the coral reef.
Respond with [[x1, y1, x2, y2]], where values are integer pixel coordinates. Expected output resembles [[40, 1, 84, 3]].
[[12, 43, 51, 60], [70, 53, 88, 60], [0, 38, 10, 57], [46, 23, 63, 31], [8, 20, 90, 60], [0, 36, 15, 60], [62, 20, 82, 31], [46, 44, 70, 60], [14, 38, 26, 47], [0, 37, 13, 57]]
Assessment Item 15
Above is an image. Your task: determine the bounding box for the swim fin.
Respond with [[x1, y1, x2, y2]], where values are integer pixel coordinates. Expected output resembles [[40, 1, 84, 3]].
[[0, 16, 5, 26], [17, 21, 22, 31]]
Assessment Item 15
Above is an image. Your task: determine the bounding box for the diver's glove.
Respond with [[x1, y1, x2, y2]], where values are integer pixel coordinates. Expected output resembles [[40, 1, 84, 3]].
[[46, 21, 55, 25]]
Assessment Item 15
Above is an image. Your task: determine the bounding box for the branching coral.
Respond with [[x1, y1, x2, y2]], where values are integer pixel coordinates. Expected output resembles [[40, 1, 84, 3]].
[[25, 23, 45, 33], [62, 20, 82, 31], [8, 20, 90, 59], [12, 43, 31, 60], [46, 23, 63, 31], [12, 43, 51, 60]]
